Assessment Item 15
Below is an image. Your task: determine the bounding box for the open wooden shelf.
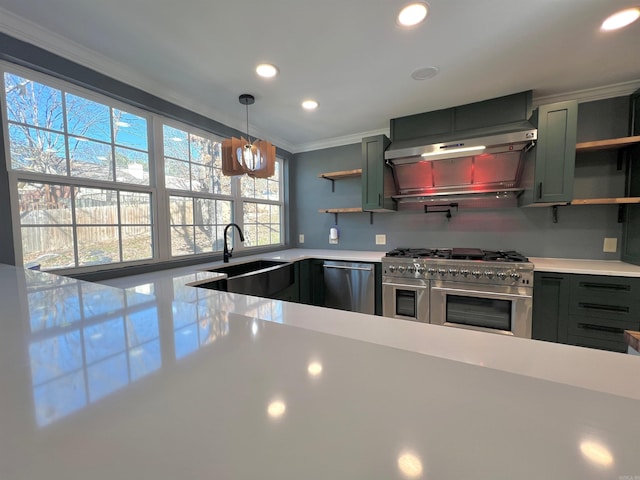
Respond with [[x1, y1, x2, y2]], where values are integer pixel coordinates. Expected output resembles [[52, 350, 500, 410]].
[[576, 135, 640, 152], [318, 207, 363, 213], [318, 169, 362, 180], [570, 197, 640, 205]]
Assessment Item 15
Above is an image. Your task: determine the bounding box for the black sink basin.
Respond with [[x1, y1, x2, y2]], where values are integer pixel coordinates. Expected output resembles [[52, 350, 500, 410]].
[[207, 260, 288, 277], [201, 260, 295, 297]]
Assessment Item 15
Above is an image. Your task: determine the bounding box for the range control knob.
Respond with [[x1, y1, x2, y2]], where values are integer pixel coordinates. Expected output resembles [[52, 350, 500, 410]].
[[510, 272, 521, 280], [448, 268, 458, 276], [438, 268, 447, 277], [497, 271, 507, 280], [416, 266, 426, 274], [407, 265, 415, 273], [427, 268, 436, 276], [472, 270, 482, 278], [397, 265, 406, 273], [460, 269, 470, 277], [484, 271, 495, 279], [388, 265, 396, 273]]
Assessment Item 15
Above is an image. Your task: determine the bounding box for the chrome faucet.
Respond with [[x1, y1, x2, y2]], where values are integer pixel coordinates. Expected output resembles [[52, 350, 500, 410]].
[[223, 223, 244, 263]]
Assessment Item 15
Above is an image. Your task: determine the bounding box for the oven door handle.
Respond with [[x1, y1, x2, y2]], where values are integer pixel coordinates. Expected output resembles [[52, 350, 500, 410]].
[[431, 286, 531, 300], [382, 282, 429, 289]]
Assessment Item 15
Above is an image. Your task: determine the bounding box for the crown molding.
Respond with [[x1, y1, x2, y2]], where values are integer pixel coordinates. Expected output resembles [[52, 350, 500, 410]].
[[533, 80, 640, 106], [292, 128, 390, 154], [0, 7, 299, 152]]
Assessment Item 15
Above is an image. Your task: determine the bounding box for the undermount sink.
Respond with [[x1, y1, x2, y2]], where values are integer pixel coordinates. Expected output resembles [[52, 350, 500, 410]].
[[207, 260, 288, 277], [201, 260, 295, 297]]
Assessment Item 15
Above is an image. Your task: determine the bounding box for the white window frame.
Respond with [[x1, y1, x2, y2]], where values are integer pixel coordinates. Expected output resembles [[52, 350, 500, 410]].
[[1, 62, 285, 274]]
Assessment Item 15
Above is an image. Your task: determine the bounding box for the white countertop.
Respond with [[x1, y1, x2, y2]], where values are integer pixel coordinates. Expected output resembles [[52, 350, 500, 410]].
[[2, 259, 640, 478], [530, 257, 640, 277]]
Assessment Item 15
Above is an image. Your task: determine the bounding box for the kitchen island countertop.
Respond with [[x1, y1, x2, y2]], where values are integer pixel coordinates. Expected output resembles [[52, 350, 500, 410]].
[[2, 259, 640, 479]]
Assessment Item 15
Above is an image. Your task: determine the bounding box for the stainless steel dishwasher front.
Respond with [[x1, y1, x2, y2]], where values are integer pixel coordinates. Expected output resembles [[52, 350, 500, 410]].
[[322, 260, 375, 314]]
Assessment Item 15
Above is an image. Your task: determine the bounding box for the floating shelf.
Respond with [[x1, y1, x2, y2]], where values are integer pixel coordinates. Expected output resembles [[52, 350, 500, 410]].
[[318, 207, 363, 213], [570, 197, 640, 205], [576, 135, 640, 152], [318, 169, 362, 180]]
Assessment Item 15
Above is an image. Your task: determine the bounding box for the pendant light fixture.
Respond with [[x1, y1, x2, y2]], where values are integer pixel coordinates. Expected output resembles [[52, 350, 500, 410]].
[[222, 94, 275, 178]]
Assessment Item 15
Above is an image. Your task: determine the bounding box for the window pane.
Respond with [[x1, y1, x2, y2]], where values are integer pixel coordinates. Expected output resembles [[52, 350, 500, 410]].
[[120, 192, 151, 225], [270, 204, 280, 224], [115, 147, 149, 185], [191, 163, 213, 193], [243, 202, 257, 223], [171, 226, 195, 256], [69, 138, 113, 181], [4, 73, 64, 131], [257, 225, 270, 246], [76, 188, 118, 224], [65, 93, 111, 142], [8, 125, 68, 174], [213, 166, 232, 195], [267, 178, 280, 200], [217, 200, 232, 225], [19, 183, 72, 224], [122, 226, 153, 261], [243, 224, 258, 247], [163, 125, 188, 160], [254, 178, 269, 200], [21, 226, 74, 269], [165, 158, 191, 190], [77, 226, 119, 266], [195, 226, 215, 254], [272, 229, 281, 244], [240, 176, 255, 198], [169, 196, 193, 225], [195, 198, 215, 225], [113, 109, 148, 150], [189, 134, 213, 166]]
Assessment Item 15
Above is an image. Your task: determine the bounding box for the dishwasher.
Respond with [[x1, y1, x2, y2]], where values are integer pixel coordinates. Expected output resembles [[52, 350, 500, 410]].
[[322, 260, 375, 314]]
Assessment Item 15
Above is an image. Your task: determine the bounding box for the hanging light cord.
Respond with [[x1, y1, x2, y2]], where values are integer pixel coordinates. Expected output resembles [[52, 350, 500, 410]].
[[245, 103, 251, 144]]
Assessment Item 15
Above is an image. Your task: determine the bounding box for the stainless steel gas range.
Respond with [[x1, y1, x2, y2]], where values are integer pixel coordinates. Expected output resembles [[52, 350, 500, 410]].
[[382, 248, 534, 338]]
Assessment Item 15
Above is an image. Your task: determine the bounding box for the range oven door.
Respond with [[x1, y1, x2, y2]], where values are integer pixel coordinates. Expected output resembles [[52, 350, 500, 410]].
[[430, 282, 532, 338], [382, 277, 429, 322]]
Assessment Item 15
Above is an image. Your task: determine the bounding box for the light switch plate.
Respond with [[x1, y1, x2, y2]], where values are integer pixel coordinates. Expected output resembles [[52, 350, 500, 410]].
[[603, 237, 617, 253], [329, 238, 338, 245], [375, 234, 386, 245], [299, 234, 305, 244]]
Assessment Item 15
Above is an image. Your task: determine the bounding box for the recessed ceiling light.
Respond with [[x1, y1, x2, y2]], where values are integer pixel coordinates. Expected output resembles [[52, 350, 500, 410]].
[[411, 66, 439, 80], [256, 63, 279, 78], [302, 99, 319, 110], [601, 7, 640, 31], [398, 2, 429, 27]]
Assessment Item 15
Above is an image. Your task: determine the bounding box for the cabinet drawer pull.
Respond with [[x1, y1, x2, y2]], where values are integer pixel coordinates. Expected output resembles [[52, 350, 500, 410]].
[[579, 282, 630, 291], [577, 323, 624, 334], [537, 182, 542, 199], [578, 302, 629, 313]]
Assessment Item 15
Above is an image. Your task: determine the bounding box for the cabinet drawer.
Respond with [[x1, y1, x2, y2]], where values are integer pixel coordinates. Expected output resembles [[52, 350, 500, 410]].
[[570, 275, 640, 307], [567, 334, 628, 353], [567, 314, 639, 334]]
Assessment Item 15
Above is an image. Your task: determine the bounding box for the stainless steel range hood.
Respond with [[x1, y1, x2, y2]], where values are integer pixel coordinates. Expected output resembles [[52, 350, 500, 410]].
[[385, 129, 537, 201]]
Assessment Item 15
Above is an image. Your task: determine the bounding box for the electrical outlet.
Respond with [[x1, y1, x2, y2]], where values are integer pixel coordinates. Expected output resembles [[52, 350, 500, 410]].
[[603, 237, 617, 253], [375, 234, 386, 245], [299, 234, 305, 244]]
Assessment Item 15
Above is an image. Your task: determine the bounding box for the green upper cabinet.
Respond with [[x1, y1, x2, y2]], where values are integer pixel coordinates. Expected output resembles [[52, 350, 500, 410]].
[[519, 100, 578, 206], [621, 89, 640, 266], [362, 134, 396, 212]]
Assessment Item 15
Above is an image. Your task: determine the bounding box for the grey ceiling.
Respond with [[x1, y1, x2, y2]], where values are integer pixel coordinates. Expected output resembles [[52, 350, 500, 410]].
[[0, 0, 639, 152]]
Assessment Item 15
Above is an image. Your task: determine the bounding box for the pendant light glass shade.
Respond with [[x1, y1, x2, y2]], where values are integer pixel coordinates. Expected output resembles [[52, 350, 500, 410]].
[[222, 94, 276, 178]]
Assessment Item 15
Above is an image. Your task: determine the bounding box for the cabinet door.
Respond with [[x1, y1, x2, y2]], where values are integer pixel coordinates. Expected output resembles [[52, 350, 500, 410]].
[[534, 101, 578, 203], [362, 134, 395, 212], [532, 272, 570, 343], [622, 89, 640, 265]]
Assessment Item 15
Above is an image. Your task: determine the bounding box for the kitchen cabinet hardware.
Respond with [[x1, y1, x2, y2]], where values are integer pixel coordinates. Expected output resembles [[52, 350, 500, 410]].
[[578, 302, 629, 313], [577, 323, 624, 334]]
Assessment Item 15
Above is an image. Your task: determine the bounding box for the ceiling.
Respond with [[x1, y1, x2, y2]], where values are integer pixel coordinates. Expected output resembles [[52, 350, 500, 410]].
[[1, 0, 639, 153]]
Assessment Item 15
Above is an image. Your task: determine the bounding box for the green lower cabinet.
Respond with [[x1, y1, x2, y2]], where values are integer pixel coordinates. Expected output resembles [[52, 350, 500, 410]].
[[533, 271, 640, 353], [532, 272, 569, 343]]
